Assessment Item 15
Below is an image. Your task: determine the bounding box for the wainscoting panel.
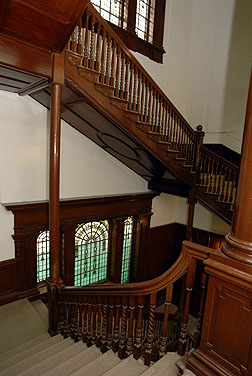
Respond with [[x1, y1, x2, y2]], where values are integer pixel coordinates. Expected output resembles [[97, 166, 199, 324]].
[[0, 258, 18, 305]]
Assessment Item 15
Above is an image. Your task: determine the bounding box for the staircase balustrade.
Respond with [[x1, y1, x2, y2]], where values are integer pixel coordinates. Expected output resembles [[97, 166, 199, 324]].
[[65, 2, 239, 222], [53, 241, 211, 364]]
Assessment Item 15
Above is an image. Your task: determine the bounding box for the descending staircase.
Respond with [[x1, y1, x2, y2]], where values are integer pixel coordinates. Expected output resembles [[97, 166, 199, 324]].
[[29, 2, 239, 224], [0, 298, 194, 376]]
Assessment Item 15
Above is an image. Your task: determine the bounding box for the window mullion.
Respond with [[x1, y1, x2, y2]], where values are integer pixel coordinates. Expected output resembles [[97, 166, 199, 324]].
[[127, 0, 137, 34]]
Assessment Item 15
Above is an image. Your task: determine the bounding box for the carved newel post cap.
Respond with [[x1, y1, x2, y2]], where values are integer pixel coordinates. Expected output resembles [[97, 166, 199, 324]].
[[221, 232, 252, 265], [196, 125, 203, 132]]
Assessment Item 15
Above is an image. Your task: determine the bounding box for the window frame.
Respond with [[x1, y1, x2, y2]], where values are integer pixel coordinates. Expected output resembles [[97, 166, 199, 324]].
[[91, 0, 166, 63]]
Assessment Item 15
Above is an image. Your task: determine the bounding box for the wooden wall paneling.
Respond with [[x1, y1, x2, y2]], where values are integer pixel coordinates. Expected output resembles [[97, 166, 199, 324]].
[[61, 224, 75, 285], [135, 212, 152, 282], [0, 258, 18, 305], [113, 218, 125, 283]]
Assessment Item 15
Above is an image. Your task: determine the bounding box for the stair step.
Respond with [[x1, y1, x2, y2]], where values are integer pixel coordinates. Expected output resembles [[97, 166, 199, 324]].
[[0, 337, 72, 376], [148, 132, 161, 142], [70, 350, 121, 376], [110, 97, 129, 110], [0, 334, 63, 371], [124, 110, 140, 122], [18, 340, 87, 376], [137, 122, 151, 133], [141, 352, 181, 376], [40, 344, 101, 376], [0, 333, 50, 363], [95, 82, 114, 97], [102, 355, 146, 376], [30, 299, 48, 328]]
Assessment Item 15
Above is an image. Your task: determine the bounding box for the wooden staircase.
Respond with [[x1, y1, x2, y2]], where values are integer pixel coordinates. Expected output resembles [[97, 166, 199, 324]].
[[29, 3, 238, 224]]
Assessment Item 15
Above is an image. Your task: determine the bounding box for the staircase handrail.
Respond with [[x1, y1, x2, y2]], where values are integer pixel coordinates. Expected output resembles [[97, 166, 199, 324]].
[[200, 145, 240, 172], [60, 240, 210, 296]]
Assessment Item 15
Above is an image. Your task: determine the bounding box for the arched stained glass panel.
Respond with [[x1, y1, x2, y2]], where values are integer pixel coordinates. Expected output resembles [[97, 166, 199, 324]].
[[37, 230, 50, 283], [74, 220, 109, 286], [121, 216, 133, 283], [91, 0, 128, 28]]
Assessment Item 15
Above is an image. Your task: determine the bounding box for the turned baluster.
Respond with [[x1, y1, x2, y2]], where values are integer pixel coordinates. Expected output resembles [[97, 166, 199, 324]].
[[105, 35, 112, 86], [63, 297, 68, 337], [155, 93, 161, 134], [194, 272, 207, 348], [224, 167, 232, 203], [100, 28, 106, 83], [70, 28, 76, 53], [160, 98, 165, 141], [118, 296, 128, 359], [124, 56, 129, 101], [107, 296, 114, 350], [74, 300, 79, 342], [216, 161, 224, 197], [166, 106, 172, 144], [139, 73, 145, 120], [133, 296, 144, 360], [136, 69, 141, 113], [101, 296, 108, 353], [159, 285, 173, 357], [170, 110, 175, 149], [69, 300, 74, 338], [126, 296, 135, 356], [119, 51, 125, 99], [128, 61, 133, 110], [132, 65, 137, 112], [151, 88, 156, 131], [77, 18, 82, 55], [83, 9, 90, 68], [89, 13, 95, 70], [147, 83, 152, 124], [110, 40, 116, 87], [87, 296, 93, 346], [143, 78, 148, 123], [82, 295, 88, 343], [144, 292, 157, 366], [112, 296, 121, 352], [114, 45, 121, 97], [219, 164, 228, 202], [57, 296, 64, 333], [96, 296, 102, 347], [95, 21, 101, 72], [78, 296, 83, 341], [177, 258, 197, 356], [92, 296, 97, 344]]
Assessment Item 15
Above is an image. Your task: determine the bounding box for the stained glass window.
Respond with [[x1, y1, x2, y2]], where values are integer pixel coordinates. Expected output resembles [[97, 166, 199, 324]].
[[135, 0, 155, 42], [121, 216, 133, 283], [91, 0, 128, 28], [74, 220, 109, 286], [37, 230, 50, 282]]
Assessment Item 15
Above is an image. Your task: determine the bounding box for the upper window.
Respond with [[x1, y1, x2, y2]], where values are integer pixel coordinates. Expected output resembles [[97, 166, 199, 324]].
[[37, 230, 50, 283], [90, 0, 166, 63]]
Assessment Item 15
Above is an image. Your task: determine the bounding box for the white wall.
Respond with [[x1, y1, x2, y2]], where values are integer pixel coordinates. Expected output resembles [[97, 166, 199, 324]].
[[134, 0, 252, 153], [0, 91, 149, 261]]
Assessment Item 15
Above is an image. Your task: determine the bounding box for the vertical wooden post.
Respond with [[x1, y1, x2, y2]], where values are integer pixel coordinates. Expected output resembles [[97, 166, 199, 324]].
[[193, 125, 205, 185], [47, 51, 65, 336], [186, 189, 196, 241]]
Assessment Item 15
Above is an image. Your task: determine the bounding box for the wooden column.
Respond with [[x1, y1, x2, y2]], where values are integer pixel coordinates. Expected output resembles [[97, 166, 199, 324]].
[[186, 69, 252, 376], [47, 51, 65, 336], [222, 69, 252, 265]]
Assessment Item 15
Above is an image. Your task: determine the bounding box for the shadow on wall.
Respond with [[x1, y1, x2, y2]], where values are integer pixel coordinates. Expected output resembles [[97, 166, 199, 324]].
[[221, 0, 252, 153]]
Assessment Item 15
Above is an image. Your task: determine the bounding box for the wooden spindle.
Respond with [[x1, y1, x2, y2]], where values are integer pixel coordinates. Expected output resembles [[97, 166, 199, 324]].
[[83, 9, 90, 68], [71, 29, 76, 53], [151, 88, 156, 131], [120, 51, 125, 99], [126, 296, 135, 356], [96, 296, 102, 347], [144, 292, 157, 366], [110, 39, 116, 87], [159, 285, 173, 356], [112, 297, 121, 352], [194, 272, 207, 348], [118, 296, 128, 359], [107, 296, 114, 350], [100, 28, 106, 83], [92, 296, 97, 344], [136, 69, 141, 113], [124, 56, 129, 101], [105, 35, 112, 85], [78, 296, 83, 341], [128, 61, 133, 110], [89, 13, 95, 70], [143, 77, 148, 123], [115, 45, 121, 97], [133, 296, 144, 360], [177, 258, 197, 356], [87, 296, 92, 346], [132, 65, 137, 112], [82, 295, 88, 343], [74, 301, 79, 342], [101, 297, 108, 353], [147, 83, 152, 123], [95, 21, 101, 72], [139, 73, 145, 119], [77, 18, 82, 55]]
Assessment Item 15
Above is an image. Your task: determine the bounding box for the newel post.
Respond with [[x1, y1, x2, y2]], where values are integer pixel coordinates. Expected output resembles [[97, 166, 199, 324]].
[[47, 51, 65, 336], [186, 68, 252, 376], [193, 125, 205, 185]]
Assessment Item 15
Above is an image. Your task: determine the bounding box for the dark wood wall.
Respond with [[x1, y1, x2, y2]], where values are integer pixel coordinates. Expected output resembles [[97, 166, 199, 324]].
[[0, 213, 225, 306]]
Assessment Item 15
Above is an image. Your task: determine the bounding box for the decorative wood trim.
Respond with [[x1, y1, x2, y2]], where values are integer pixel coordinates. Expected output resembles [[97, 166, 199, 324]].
[[0, 258, 18, 305]]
